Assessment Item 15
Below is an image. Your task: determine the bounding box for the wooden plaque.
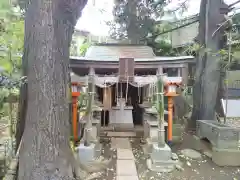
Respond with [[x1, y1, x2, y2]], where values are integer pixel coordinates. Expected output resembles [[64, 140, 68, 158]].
[[118, 58, 135, 82]]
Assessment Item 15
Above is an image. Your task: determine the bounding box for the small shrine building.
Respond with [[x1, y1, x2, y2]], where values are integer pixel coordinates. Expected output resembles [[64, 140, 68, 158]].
[[70, 44, 195, 128]]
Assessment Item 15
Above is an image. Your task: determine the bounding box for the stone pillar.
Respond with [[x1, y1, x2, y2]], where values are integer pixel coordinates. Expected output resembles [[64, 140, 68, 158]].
[[157, 66, 163, 75], [181, 64, 188, 85], [89, 67, 95, 75], [177, 68, 181, 77]]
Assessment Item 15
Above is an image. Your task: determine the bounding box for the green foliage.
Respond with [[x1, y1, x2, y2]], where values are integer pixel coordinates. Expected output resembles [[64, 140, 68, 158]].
[[70, 38, 91, 57], [109, 0, 188, 44], [79, 41, 91, 56], [0, 0, 24, 75], [77, 92, 88, 111], [109, 0, 169, 43], [0, 0, 24, 113], [109, 0, 188, 56], [148, 39, 178, 56], [146, 22, 177, 55]]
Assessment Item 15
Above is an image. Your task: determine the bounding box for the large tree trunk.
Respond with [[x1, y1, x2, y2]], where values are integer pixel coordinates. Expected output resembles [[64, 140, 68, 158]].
[[18, 0, 87, 179], [15, 83, 27, 151], [190, 0, 229, 129]]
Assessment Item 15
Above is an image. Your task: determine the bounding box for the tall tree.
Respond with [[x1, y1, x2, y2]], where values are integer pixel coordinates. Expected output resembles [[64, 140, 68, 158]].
[[17, 0, 88, 179], [190, 0, 230, 128], [109, 0, 188, 44]]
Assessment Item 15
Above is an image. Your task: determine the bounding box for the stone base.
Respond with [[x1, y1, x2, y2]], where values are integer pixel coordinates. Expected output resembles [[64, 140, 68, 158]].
[[76, 143, 101, 164], [147, 158, 178, 173], [147, 143, 178, 172], [142, 138, 153, 155], [212, 147, 240, 166]]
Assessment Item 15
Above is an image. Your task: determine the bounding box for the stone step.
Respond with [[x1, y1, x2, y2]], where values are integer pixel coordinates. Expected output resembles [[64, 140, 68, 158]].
[[107, 132, 136, 137], [100, 125, 144, 132]]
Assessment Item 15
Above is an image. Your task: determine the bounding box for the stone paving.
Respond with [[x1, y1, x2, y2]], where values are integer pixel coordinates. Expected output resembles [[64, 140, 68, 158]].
[[114, 138, 139, 180]]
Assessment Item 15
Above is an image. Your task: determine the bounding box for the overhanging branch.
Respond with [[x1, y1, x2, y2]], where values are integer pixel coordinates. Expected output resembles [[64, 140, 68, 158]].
[[143, 19, 198, 40], [228, 0, 240, 8]]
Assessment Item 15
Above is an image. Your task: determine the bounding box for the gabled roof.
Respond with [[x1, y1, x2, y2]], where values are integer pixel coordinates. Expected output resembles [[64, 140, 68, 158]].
[[70, 55, 194, 62], [85, 44, 155, 59], [70, 44, 194, 62]]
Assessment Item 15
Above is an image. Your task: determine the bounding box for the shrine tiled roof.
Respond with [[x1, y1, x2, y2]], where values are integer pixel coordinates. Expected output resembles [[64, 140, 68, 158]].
[[85, 44, 156, 59], [70, 44, 194, 62]]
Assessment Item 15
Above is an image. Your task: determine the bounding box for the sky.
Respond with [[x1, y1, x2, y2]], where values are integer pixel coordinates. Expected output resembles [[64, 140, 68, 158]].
[[75, 0, 240, 36]]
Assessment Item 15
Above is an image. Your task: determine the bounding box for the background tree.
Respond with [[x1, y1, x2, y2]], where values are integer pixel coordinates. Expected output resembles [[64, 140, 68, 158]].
[[109, 0, 188, 45], [146, 22, 179, 55], [17, 0, 88, 179], [0, 0, 24, 143]]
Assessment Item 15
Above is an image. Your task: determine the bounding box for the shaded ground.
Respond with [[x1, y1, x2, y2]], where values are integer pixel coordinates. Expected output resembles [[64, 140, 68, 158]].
[[90, 138, 117, 180], [1, 130, 239, 180], [131, 133, 240, 180], [90, 133, 240, 180]]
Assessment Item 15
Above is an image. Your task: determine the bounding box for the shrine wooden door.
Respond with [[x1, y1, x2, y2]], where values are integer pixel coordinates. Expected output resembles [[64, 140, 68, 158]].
[[118, 58, 135, 82]]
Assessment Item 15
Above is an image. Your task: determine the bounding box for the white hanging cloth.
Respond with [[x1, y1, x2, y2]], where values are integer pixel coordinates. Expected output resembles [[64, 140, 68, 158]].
[[70, 73, 88, 84], [132, 76, 158, 87], [83, 74, 183, 88], [94, 76, 118, 88]]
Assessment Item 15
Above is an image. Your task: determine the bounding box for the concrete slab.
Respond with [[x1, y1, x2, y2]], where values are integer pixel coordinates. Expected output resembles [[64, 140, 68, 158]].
[[117, 176, 139, 180], [111, 138, 131, 149], [117, 148, 134, 160], [117, 160, 138, 176]]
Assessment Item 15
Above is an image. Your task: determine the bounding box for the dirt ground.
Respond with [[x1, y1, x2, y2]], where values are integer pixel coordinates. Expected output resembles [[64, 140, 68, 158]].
[[132, 134, 240, 180], [1, 129, 239, 180], [95, 134, 240, 180]]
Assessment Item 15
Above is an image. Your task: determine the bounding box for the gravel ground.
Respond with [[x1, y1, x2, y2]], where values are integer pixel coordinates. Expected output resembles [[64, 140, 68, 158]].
[[88, 133, 240, 180], [1, 132, 239, 180], [90, 137, 116, 180], [131, 134, 240, 180]]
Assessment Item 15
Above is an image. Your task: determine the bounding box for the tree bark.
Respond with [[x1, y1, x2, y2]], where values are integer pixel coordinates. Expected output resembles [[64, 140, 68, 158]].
[[190, 0, 228, 129], [18, 0, 87, 179], [15, 83, 27, 152]]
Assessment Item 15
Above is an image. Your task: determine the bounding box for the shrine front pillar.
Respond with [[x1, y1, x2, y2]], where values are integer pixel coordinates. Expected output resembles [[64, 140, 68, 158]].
[[157, 66, 163, 75], [89, 67, 95, 75], [177, 68, 181, 77], [181, 64, 188, 85]]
